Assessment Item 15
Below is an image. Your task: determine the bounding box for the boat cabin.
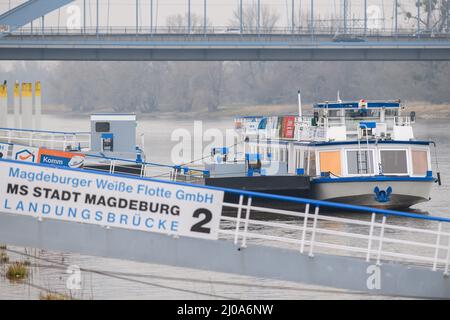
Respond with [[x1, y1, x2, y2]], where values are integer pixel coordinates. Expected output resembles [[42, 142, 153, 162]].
[[223, 100, 433, 180]]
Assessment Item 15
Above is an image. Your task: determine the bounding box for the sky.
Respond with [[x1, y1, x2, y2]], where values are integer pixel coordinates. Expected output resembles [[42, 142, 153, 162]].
[[0, 0, 418, 30]]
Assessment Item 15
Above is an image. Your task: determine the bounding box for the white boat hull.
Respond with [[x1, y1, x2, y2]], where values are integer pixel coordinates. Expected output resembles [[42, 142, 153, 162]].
[[312, 179, 434, 209]]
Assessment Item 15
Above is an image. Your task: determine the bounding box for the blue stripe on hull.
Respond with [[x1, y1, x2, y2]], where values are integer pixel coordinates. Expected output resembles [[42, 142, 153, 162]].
[[323, 194, 427, 210]]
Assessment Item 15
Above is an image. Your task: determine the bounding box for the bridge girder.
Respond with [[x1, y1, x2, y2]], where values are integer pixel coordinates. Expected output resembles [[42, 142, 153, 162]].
[[0, 44, 448, 61]]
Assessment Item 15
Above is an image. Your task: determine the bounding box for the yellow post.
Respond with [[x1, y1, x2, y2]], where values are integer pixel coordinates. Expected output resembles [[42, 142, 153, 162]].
[[13, 81, 20, 128], [0, 82, 7, 127], [35, 81, 42, 130]]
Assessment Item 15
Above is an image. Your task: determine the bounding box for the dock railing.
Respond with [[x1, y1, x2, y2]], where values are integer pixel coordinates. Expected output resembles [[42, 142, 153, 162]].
[[0, 127, 91, 151], [218, 190, 450, 275]]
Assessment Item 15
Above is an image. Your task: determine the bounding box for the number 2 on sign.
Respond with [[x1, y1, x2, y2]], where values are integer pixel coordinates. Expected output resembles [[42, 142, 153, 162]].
[[190, 208, 213, 234]]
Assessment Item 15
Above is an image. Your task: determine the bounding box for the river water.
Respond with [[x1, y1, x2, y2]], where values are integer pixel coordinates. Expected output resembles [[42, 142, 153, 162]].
[[0, 115, 448, 300]]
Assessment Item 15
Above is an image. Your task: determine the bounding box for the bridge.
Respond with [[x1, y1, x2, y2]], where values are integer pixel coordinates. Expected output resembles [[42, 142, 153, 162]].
[[0, 0, 449, 61]]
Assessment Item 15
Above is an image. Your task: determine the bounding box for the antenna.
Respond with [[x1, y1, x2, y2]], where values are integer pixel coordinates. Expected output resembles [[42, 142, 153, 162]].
[[298, 90, 302, 117], [337, 90, 342, 102]]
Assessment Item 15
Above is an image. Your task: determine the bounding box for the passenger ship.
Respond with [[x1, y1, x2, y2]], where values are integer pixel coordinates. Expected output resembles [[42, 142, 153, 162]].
[[204, 98, 440, 209]]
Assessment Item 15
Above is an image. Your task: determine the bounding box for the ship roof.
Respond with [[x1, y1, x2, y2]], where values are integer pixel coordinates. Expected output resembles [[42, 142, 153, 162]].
[[314, 101, 400, 109]]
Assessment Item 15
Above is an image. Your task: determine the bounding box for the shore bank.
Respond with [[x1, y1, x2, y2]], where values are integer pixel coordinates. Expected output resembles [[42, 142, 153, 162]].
[[43, 102, 450, 120]]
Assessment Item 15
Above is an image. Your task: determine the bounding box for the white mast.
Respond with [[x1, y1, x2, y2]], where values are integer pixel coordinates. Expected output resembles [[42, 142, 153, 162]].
[[337, 90, 342, 103], [298, 90, 302, 117]]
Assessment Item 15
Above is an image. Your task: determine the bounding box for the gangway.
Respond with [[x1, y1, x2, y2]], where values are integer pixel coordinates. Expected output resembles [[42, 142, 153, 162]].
[[0, 157, 449, 299]]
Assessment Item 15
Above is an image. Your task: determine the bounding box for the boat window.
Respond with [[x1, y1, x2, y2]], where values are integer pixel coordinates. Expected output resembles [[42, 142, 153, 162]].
[[380, 150, 408, 174], [345, 109, 380, 119], [328, 110, 340, 117], [346, 150, 374, 174], [95, 122, 110, 133], [296, 150, 302, 169], [319, 151, 342, 176], [385, 109, 399, 117], [412, 150, 428, 176]]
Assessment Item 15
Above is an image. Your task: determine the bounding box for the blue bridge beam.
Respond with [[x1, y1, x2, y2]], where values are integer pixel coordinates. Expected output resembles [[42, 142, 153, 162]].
[[0, 0, 75, 34]]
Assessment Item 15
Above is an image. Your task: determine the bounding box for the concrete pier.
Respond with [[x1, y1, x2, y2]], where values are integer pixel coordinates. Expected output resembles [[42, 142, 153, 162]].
[[21, 83, 32, 130], [13, 81, 20, 129], [34, 81, 41, 130]]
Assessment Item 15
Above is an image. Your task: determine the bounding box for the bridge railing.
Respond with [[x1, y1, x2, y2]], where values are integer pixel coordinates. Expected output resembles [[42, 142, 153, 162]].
[[8, 25, 450, 39]]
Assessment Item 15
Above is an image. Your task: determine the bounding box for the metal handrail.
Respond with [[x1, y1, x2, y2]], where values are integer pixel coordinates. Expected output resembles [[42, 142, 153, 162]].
[[9, 25, 450, 38], [222, 195, 450, 273], [0, 127, 90, 135]]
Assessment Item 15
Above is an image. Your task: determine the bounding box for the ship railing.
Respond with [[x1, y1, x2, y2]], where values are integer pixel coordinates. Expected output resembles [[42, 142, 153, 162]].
[[395, 116, 413, 126], [0, 127, 91, 151], [217, 190, 450, 275]]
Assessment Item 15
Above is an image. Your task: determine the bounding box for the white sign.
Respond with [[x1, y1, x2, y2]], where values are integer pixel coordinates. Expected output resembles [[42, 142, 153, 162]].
[[0, 161, 224, 240], [0, 143, 9, 159], [12, 145, 39, 163]]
